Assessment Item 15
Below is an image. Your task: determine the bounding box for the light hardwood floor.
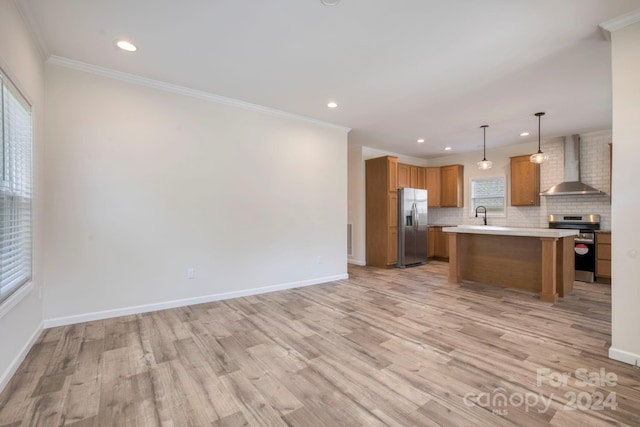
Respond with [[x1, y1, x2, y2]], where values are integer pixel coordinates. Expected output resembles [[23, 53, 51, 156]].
[[1, 262, 639, 426]]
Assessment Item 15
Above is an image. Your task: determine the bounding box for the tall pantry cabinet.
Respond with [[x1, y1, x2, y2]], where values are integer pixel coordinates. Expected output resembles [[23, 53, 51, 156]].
[[366, 156, 399, 268]]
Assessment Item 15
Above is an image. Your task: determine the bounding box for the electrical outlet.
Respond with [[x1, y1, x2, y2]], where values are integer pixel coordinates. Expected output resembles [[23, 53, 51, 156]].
[[186, 268, 195, 279]]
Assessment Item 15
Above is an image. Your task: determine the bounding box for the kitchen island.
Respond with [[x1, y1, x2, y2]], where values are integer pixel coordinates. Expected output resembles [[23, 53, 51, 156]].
[[442, 225, 579, 303]]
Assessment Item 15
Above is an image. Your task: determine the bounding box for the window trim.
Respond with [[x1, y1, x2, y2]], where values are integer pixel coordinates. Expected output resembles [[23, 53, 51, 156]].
[[0, 62, 35, 309], [469, 175, 507, 218], [0, 281, 34, 319]]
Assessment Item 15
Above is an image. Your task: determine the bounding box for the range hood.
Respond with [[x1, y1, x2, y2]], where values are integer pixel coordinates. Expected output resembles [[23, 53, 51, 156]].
[[540, 135, 606, 196]]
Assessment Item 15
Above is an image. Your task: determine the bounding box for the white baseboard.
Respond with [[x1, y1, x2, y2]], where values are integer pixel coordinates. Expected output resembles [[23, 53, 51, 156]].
[[348, 258, 366, 266], [0, 322, 43, 394], [44, 274, 348, 329], [609, 347, 640, 366]]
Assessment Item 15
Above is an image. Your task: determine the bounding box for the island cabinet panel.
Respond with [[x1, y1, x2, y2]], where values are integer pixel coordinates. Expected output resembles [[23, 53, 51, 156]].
[[457, 234, 542, 292], [446, 230, 575, 301], [540, 238, 559, 303], [426, 167, 441, 207], [557, 235, 575, 297], [440, 165, 464, 207], [596, 232, 611, 284], [510, 155, 540, 206], [366, 155, 399, 268]]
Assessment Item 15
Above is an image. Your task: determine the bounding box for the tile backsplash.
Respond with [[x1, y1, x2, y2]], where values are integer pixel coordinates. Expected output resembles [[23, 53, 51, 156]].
[[429, 131, 612, 230]]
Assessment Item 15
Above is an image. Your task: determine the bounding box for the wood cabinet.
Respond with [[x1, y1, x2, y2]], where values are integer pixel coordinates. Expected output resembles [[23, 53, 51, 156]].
[[388, 158, 397, 192], [398, 163, 426, 189], [366, 156, 399, 268], [366, 156, 459, 267], [417, 167, 426, 191], [448, 232, 574, 302], [398, 163, 410, 188], [410, 166, 419, 188], [428, 227, 436, 257], [427, 226, 449, 261], [440, 165, 464, 207], [434, 227, 449, 259], [426, 167, 441, 207], [510, 155, 540, 206], [596, 232, 611, 284]]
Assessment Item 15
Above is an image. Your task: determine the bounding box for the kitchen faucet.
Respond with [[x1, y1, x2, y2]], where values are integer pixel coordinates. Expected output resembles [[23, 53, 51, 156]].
[[475, 206, 487, 225]]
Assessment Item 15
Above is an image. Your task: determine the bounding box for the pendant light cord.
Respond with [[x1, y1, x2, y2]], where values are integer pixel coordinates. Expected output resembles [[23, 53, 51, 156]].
[[535, 112, 545, 153], [481, 125, 488, 160], [538, 114, 541, 153]]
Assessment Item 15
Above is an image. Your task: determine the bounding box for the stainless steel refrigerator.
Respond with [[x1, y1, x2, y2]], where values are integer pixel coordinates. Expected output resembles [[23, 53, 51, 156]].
[[397, 188, 428, 268]]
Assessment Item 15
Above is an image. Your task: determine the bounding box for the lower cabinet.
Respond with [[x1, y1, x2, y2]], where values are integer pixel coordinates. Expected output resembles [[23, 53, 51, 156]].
[[388, 228, 398, 266], [596, 232, 611, 284], [428, 228, 436, 258], [428, 226, 449, 261]]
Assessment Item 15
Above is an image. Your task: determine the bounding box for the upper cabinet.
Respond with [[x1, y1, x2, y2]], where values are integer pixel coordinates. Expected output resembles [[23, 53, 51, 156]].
[[398, 163, 426, 189], [388, 157, 398, 192], [425, 167, 441, 207], [510, 154, 540, 206], [425, 165, 463, 208], [440, 165, 464, 207], [417, 167, 426, 190], [398, 163, 410, 188]]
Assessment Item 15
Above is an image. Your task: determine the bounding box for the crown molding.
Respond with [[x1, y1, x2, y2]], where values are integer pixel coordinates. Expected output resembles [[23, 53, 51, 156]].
[[13, 0, 50, 60], [362, 146, 429, 166], [599, 8, 640, 41], [46, 56, 351, 133]]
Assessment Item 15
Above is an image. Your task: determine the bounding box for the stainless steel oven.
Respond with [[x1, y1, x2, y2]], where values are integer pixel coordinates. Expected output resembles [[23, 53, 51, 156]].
[[549, 214, 600, 283]]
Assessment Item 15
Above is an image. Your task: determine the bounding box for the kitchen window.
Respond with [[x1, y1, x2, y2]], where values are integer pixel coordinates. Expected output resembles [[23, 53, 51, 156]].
[[470, 176, 506, 217], [0, 69, 33, 305]]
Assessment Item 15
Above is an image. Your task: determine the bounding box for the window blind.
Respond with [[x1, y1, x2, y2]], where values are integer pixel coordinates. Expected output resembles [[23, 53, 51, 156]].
[[0, 71, 33, 304], [470, 176, 505, 216]]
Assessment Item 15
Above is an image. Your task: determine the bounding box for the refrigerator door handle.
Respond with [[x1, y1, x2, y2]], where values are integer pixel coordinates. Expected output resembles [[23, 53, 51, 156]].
[[412, 202, 418, 229]]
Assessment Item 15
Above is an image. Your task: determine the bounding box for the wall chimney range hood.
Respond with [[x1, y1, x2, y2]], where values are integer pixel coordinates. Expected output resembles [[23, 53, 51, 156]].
[[540, 135, 606, 196]]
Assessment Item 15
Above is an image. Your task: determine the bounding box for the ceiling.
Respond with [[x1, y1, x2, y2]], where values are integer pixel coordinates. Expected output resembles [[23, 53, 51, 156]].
[[20, 0, 640, 158]]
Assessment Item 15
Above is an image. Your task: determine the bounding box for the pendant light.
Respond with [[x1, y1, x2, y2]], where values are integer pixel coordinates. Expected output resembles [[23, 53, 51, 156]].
[[477, 125, 492, 170], [530, 112, 548, 164]]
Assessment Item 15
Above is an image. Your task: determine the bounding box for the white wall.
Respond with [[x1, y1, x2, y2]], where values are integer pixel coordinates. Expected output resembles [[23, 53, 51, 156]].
[[347, 146, 366, 265], [0, 0, 45, 391], [609, 20, 640, 365], [347, 146, 428, 265], [42, 63, 348, 323], [428, 132, 612, 230]]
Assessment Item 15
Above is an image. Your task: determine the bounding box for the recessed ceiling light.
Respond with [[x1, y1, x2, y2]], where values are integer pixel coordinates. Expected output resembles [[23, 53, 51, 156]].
[[116, 40, 137, 52], [321, 0, 340, 5], [327, 102, 338, 108], [417, 139, 425, 143], [520, 132, 530, 137], [445, 147, 452, 151]]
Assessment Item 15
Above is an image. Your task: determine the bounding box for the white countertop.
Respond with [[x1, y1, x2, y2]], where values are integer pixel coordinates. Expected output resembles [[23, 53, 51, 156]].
[[442, 225, 579, 238]]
